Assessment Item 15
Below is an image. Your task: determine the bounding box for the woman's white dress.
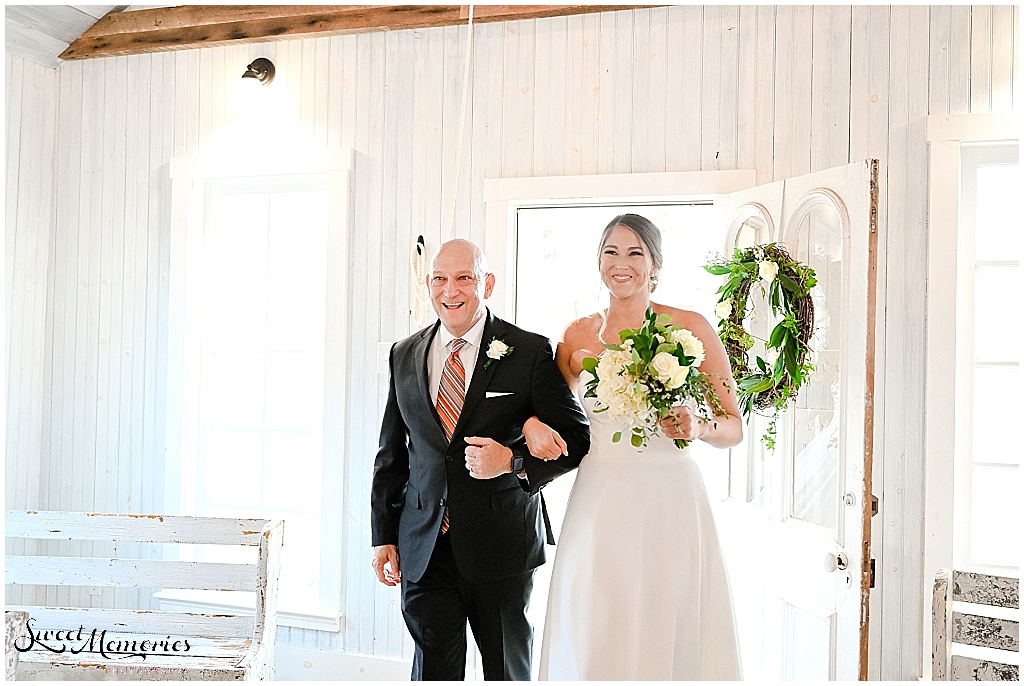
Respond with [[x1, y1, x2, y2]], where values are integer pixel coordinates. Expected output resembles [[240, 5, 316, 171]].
[[538, 374, 743, 680]]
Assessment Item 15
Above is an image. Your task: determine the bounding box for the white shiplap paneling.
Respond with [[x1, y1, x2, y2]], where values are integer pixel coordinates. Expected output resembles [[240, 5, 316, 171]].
[[4, 5, 1018, 678]]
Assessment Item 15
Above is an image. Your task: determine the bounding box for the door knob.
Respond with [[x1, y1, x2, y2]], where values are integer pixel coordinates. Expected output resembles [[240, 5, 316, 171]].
[[824, 551, 849, 572]]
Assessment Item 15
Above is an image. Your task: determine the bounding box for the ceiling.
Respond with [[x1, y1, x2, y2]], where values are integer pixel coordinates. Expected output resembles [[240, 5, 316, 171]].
[[5, 5, 170, 69]]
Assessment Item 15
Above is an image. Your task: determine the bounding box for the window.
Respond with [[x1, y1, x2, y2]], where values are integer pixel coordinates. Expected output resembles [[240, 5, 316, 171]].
[[954, 142, 1020, 572], [165, 151, 351, 629]]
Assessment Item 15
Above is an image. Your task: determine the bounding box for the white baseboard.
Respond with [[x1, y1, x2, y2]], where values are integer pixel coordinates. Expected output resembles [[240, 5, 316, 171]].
[[276, 645, 412, 681]]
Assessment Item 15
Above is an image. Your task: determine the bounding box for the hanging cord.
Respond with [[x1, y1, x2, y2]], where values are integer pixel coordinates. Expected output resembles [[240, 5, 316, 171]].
[[410, 235, 427, 328], [443, 4, 474, 241]]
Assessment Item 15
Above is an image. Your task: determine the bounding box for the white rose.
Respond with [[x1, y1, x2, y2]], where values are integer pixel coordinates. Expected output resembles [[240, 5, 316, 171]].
[[649, 352, 682, 385], [714, 300, 732, 320], [759, 260, 779, 282], [765, 348, 779, 367], [670, 328, 706, 367], [487, 339, 509, 360]]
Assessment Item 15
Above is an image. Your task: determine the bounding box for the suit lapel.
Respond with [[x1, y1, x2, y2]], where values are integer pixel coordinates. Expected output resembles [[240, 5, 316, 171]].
[[452, 311, 506, 441], [414, 321, 445, 434]]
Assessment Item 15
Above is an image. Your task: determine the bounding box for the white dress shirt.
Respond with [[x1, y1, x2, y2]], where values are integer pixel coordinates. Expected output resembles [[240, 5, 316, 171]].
[[428, 314, 487, 405]]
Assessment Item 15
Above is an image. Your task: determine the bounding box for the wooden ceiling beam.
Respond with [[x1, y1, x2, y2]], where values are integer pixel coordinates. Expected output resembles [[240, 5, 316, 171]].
[[60, 5, 653, 60]]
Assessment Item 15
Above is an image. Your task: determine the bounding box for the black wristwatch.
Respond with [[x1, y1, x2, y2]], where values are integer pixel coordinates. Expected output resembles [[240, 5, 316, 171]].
[[510, 448, 526, 476]]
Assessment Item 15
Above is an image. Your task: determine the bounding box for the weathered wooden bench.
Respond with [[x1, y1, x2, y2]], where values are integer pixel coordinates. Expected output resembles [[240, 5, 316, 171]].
[[5, 511, 284, 681], [933, 568, 1019, 681]]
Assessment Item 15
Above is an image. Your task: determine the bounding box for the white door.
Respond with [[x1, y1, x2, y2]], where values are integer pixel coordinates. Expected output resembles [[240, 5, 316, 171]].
[[714, 161, 879, 680]]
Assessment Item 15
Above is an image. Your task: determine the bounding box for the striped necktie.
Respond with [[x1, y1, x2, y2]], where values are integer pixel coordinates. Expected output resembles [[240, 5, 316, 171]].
[[436, 338, 466, 534]]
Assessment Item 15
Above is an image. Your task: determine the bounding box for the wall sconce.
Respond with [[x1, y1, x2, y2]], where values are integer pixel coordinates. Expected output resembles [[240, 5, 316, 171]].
[[242, 58, 275, 86]]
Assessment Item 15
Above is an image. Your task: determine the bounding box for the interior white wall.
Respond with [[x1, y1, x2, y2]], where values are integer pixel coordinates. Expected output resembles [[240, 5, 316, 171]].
[[4, 6, 1018, 679]]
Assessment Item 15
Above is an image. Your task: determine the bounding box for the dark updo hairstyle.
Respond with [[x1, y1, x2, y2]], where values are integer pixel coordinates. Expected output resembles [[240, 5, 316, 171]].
[[598, 213, 664, 292]]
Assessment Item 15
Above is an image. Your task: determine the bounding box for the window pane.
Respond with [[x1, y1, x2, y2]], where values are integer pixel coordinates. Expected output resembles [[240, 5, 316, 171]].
[[974, 266, 1021, 362], [973, 366, 1021, 464], [207, 352, 265, 428], [269, 191, 328, 272], [264, 353, 325, 431], [971, 466, 1020, 567], [263, 432, 323, 512], [265, 273, 327, 351], [212, 194, 268, 272], [206, 430, 263, 508], [975, 164, 1021, 261], [208, 274, 267, 350]]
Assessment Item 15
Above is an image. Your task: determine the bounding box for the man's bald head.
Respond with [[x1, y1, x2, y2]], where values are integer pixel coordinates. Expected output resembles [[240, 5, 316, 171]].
[[432, 239, 490, 280]]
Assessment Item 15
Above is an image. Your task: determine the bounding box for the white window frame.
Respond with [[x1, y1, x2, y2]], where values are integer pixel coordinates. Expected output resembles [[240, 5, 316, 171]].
[[923, 112, 1019, 674], [163, 149, 353, 631]]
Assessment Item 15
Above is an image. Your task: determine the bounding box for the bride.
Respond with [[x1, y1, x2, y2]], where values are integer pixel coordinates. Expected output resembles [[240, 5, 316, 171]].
[[523, 213, 744, 680]]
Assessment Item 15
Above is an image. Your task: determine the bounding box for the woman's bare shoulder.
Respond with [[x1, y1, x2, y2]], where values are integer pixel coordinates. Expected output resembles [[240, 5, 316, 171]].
[[559, 313, 606, 373], [651, 303, 709, 328]]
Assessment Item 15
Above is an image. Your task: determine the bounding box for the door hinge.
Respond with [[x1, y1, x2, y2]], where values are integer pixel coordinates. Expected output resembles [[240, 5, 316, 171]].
[[869, 558, 876, 588], [870, 494, 879, 517]]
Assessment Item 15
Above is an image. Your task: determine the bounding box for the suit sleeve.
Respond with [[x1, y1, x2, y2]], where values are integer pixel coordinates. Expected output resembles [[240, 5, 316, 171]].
[[517, 337, 591, 495], [370, 345, 410, 547]]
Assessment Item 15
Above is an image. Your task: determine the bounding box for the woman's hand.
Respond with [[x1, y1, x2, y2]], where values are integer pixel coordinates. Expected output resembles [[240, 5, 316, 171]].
[[522, 416, 568, 461], [659, 405, 703, 442]]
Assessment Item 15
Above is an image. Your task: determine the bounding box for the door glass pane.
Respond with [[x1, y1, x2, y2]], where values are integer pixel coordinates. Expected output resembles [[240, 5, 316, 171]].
[[789, 200, 843, 529], [727, 207, 771, 505]]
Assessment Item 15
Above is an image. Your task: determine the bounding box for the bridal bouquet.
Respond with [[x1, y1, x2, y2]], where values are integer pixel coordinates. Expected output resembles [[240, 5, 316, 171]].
[[581, 308, 727, 450]]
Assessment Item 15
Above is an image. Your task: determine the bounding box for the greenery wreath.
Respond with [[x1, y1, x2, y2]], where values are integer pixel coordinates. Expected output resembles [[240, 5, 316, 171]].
[[704, 244, 817, 449]]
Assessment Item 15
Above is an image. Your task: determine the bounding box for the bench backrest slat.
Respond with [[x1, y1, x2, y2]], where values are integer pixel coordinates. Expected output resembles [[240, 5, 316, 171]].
[[952, 571, 1020, 609], [5, 511, 267, 546], [6, 605, 254, 639], [951, 655, 1019, 681], [7, 557, 256, 592], [951, 612, 1020, 652]]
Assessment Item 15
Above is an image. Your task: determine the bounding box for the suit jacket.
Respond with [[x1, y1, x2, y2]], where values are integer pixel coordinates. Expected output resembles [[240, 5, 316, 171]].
[[371, 310, 591, 584]]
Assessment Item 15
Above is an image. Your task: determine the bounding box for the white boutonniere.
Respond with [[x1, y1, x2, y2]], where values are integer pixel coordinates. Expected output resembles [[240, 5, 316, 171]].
[[484, 337, 513, 369]]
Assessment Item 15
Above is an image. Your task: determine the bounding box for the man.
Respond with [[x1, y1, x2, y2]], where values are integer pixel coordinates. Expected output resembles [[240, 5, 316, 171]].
[[371, 239, 590, 681]]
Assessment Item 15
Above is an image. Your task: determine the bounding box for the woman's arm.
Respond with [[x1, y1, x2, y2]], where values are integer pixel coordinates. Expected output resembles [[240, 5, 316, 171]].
[[659, 308, 744, 449]]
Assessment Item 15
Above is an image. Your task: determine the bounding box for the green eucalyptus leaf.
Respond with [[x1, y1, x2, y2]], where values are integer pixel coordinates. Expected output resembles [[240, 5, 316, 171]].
[[612, 431, 622, 443], [581, 357, 599, 374], [631, 432, 644, 448]]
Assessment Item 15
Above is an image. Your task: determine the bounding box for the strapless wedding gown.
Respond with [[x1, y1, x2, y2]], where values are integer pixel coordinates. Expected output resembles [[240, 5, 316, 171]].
[[538, 375, 743, 680]]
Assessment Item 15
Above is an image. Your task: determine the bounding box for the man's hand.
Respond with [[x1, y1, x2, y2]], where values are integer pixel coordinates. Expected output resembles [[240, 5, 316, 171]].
[[522, 416, 568, 461], [659, 405, 702, 442], [372, 544, 401, 586], [464, 436, 513, 479]]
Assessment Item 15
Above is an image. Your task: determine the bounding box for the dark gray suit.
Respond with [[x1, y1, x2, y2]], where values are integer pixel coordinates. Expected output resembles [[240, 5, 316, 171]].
[[371, 310, 590, 680]]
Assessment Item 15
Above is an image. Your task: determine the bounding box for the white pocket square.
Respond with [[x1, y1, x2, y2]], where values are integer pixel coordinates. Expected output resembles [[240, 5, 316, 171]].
[[485, 391, 513, 398]]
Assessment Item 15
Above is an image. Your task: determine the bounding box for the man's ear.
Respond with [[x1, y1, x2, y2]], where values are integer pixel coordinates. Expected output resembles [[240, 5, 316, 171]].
[[483, 273, 496, 299]]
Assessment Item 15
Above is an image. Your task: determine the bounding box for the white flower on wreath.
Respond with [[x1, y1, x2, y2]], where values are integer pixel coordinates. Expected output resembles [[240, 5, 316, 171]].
[[649, 351, 690, 389], [764, 347, 779, 367], [758, 260, 779, 283], [669, 328, 705, 367], [714, 300, 732, 320]]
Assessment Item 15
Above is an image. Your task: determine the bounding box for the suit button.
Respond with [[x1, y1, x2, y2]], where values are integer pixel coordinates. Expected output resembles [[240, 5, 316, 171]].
[[445, 455, 453, 463], [439, 498, 445, 507]]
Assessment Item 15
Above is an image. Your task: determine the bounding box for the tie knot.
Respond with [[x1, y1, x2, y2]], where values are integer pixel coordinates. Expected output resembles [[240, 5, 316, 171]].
[[451, 338, 467, 353]]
